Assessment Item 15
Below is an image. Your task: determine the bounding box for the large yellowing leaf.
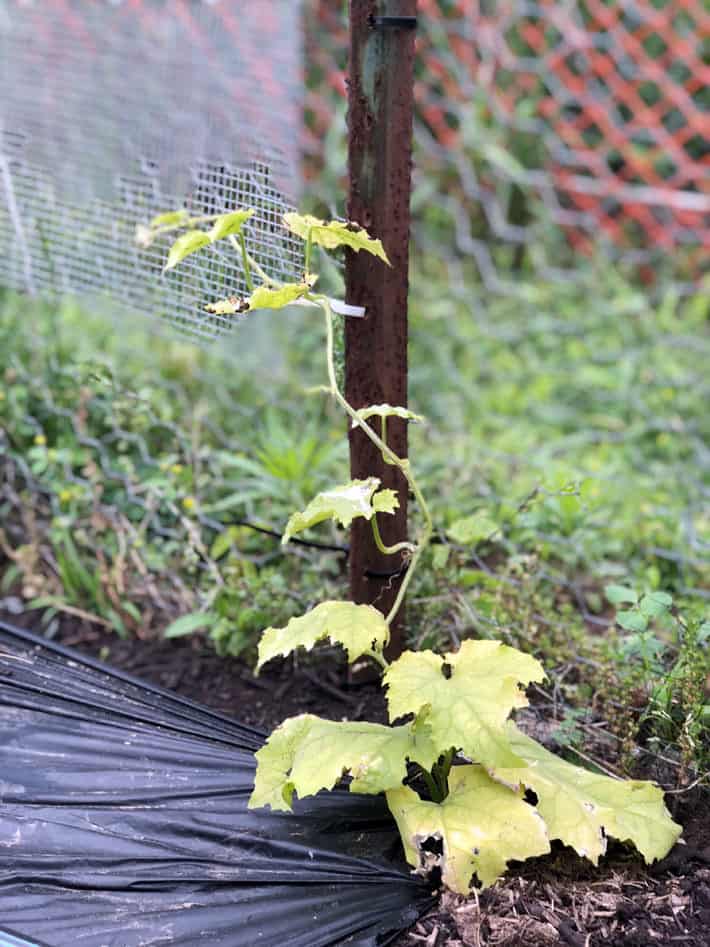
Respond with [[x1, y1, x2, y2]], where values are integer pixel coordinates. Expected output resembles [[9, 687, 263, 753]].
[[248, 282, 311, 310], [249, 713, 437, 812], [283, 212, 390, 264], [164, 230, 211, 270], [383, 640, 545, 768], [256, 600, 389, 671], [282, 477, 398, 544], [208, 208, 254, 242], [492, 724, 682, 864], [386, 764, 550, 892]]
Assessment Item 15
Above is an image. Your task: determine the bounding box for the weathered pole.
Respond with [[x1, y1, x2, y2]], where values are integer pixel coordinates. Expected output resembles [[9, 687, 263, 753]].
[[345, 0, 417, 657]]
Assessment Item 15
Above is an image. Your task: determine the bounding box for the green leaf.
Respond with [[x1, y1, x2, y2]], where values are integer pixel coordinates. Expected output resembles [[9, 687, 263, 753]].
[[353, 404, 425, 426], [282, 477, 397, 544], [447, 511, 498, 546], [208, 209, 254, 242], [164, 230, 211, 270], [383, 640, 546, 768], [604, 584, 639, 606], [248, 282, 311, 311], [163, 612, 217, 638], [617, 609, 648, 632], [492, 724, 681, 865], [149, 208, 189, 228], [249, 713, 437, 811], [283, 212, 391, 264], [386, 764, 550, 893], [256, 600, 389, 671], [639, 591, 673, 619]]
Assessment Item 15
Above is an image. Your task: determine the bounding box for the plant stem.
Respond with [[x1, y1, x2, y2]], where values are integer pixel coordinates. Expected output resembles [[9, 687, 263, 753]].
[[420, 767, 441, 802], [318, 296, 433, 629], [371, 515, 417, 557], [237, 234, 254, 292]]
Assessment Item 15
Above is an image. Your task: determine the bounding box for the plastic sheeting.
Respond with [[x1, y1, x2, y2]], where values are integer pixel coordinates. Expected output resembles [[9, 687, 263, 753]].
[[0, 621, 432, 946]]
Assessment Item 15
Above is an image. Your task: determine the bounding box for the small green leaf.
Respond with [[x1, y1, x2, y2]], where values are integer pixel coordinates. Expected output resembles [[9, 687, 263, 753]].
[[150, 208, 189, 228], [604, 585, 639, 606], [432, 544, 451, 571], [256, 600, 389, 671], [163, 612, 217, 638], [283, 212, 391, 264], [249, 713, 437, 811], [383, 640, 546, 768], [617, 609, 648, 632], [208, 209, 254, 242], [387, 764, 550, 893], [283, 477, 397, 544], [164, 230, 211, 270], [639, 591, 673, 619], [447, 511, 498, 546], [353, 404, 425, 426], [492, 724, 681, 865], [248, 282, 311, 311]]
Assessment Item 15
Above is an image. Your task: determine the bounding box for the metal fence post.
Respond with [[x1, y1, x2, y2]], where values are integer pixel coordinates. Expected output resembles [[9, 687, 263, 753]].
[[345, 0, 417, 656]]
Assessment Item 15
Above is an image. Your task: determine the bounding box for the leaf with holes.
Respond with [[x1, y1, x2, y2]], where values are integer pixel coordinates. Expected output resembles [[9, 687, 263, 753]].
[[209, 209, 254, 242], [491, 724, 681, 864], [387, 764, 550, 892], [383, 640, 545, 768], [164, 230, 211, 270], [249, 713, 437, 811], [283, 213, 390, 264], [282, 477, 398, 544], [248, 282, 311, 311], [256, 600, 389, 672], [204, 296, 244, 316]]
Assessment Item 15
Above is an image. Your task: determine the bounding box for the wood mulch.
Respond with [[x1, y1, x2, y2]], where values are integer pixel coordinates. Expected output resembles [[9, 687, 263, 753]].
[[2, 601, 708, 947]]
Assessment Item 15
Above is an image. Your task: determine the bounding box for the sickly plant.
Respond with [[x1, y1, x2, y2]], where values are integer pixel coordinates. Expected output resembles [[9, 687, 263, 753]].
[[140, 207, 681, 894]]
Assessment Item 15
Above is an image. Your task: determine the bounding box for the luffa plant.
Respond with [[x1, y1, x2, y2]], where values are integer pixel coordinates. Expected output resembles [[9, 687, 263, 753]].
[[140, 208, 681, 893]]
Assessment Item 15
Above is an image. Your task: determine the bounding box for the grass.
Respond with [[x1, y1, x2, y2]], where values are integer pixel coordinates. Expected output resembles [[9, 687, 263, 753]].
[[0, 261, 708, 784]]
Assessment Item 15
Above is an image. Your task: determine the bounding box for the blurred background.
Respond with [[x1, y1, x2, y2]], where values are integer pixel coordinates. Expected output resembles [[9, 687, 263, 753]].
[[0, 1, 707, 773]]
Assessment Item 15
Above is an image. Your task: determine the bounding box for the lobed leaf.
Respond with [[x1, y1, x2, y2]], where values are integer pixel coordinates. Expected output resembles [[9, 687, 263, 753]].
[[282, 477, 398, 544], [208, 208, 254, 242], [352, 404, 425, 427], [491, 724, 682, 864], [386, 764, 550, 892], [249, 713, 437, 811], [283, 212, 390, 264], [248, 282, 311, 311], [256, 600, 389, 671], [383, 640, 545, 768], [164, 230, 211, 270]]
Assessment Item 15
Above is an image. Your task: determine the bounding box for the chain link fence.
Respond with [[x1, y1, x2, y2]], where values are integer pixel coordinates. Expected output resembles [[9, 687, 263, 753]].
[[306, 0, 709, 290]]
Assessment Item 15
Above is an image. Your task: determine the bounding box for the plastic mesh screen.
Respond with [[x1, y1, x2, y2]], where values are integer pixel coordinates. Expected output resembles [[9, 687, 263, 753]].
[[0, 0, 304, 342]]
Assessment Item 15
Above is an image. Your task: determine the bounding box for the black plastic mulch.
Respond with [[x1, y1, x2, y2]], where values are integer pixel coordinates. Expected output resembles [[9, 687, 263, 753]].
[[0, 621, 434, 947]]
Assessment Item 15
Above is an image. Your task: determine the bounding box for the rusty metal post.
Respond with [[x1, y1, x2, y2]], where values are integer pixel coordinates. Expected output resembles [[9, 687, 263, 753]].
[[345, 0, 416, 656]]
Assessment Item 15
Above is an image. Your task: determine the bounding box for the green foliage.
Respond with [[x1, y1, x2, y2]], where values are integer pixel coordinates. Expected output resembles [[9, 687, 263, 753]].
[[164, 230, 211, 270], [282, 477, 398, 544]]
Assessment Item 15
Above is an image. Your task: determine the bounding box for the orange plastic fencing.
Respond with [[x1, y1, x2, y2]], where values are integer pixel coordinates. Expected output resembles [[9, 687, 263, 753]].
[[306, 0, 709, 284]]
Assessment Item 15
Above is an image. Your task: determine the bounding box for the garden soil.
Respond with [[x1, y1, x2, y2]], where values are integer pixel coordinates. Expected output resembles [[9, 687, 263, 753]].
[[1, 606, 708, 947]]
